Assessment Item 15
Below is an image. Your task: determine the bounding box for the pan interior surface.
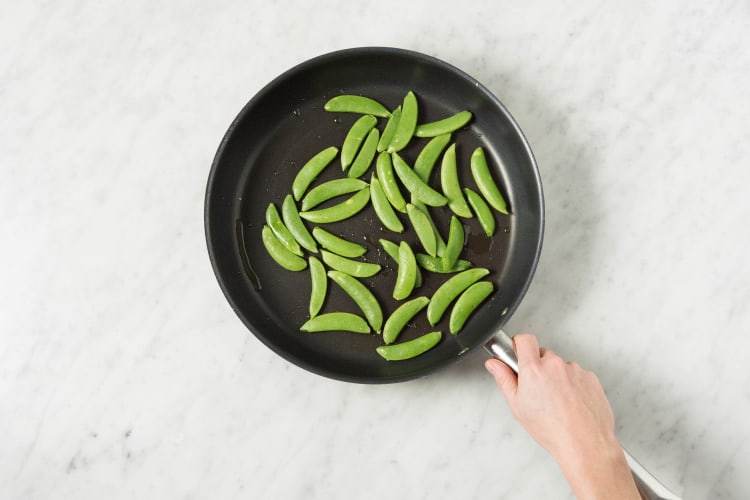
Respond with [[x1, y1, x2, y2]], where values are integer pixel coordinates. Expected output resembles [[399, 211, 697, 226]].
[[205, 47, 543, 383]]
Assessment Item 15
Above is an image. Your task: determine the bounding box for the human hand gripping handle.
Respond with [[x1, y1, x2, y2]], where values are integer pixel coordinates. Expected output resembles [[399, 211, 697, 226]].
[[483, 331, 682, 500]]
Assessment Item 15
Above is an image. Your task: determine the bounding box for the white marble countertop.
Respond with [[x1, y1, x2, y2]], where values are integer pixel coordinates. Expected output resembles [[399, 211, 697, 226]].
[[2, 1, 749, 499]]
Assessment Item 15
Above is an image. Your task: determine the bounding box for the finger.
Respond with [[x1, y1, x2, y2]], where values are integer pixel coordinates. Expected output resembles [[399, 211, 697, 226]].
[[485, 358, 518, 403], [513, 333, 541, 368], [539, 347, 551, 357]]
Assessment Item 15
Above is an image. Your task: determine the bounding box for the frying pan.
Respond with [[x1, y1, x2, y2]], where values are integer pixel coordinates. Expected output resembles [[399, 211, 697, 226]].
[[205, 47, 678, 499]]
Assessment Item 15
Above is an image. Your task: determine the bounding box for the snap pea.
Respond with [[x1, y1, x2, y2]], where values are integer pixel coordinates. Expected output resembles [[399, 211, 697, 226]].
[[300, 187, 370, 223], [449, 281, 494, 334], [416, 253, 472, 273], [393, 241, 417, 300], [379, 239, 422, 288], [426, 267, 490, 325], [442, 216, 465, 269], [291, 146, 339, 201], [464, 187, 496, 237], [321, 249, 381, 278], [377, 105, 401, 152], [265, 203, 303, 256], [411, 200, 446, 257], [369, 174, 404, 233], [324, 95, 391, 118], [308, 256, 327, 318], [376, 330, 442, 361], [312, 227, 366, 258], [392, 152, 447, 207], [440, 143, 472, 218], [387, 91, 418, 153], [382, 296, 430, 344], [301, 178, 368, 211], [281, 194, 318, 253], [341, 115, 378, 171], [301, 312, 370, 334], [470, 147, 509, 214], [347, 127, 379, 179], [327, 270, 383, 333], [261, 225, 308, 271], [414, 110, 473, 138], [414, 133, 451, 182], [375, 151, 407, 213], [406, 203, 437, 257]]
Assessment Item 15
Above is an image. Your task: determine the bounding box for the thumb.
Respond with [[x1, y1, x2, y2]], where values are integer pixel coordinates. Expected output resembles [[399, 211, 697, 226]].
[[485, 358, 518, 403]]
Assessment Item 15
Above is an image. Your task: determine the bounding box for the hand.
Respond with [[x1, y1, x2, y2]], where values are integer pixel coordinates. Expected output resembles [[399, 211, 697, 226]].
[[485, 333, 641, 500]]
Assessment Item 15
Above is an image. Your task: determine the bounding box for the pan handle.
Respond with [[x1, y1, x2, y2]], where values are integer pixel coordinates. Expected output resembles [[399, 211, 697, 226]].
[[483, 330, 682, 500]]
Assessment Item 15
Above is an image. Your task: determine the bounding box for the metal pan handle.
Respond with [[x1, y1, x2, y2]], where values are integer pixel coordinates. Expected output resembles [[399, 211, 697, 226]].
[[483, 330, 682, 500]]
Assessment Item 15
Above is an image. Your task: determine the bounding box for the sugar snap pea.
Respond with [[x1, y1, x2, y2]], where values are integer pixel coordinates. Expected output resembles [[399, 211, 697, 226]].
[[375, 151, 407, 213], [464, 187, 496, 237], [369, 174, 404, 233], [411, 200, 446, 257], [327, 270, 383, 333], [281, 194, 318, 253], [416, 253, 472, 273], [312, 227, 366, 258], [300, 187, 370, 224], [414, 133, 451, 182], [387, 91, 418, 153], [393, 241, 417, 300], [301, 178, 368, 211], [440, 143, 472, 218], [379, 239, 422, 288], [265, 203, 303, 256], [376, 331, 442, 361], [324, 95, 391, 118], [449, 281, 494, 334], [406, 203, 437, 257], [382, 296, 430, 344], [442, 216, 465, 269], [414, 110, 473, 138], [308, 256, 327, 318], [377, 105, 401, 152], [392, 152, 447, 207], [262, 225, 307, 271], [321, 249, 381, 278], [292, 146, 339, 201], [426, 267, 490, 325], [347, 127, 379, 179], [341, 115, 378, 170], [301, 312, 370, 334], [470, 147, 509, 214]]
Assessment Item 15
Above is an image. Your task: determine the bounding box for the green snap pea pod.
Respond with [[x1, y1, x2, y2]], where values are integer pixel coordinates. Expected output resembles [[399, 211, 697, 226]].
[[327, 270, 383, 332], [301, 178, 368, 211], [321, 249, 381, 278], [348, 127, 379, 179], [393, 241, 417, 300], [416, 253, 472, 273], [379, 238, 422, 288], [341, 115, 378, 170], [382, 296, 430, 344], [312, 227, 366, 258], [300, 312, 370, 334], [308, 256, 327, 318], [387, 91, 418, 153], [281, 194, 318, 253], [449, 281, 494, 334], [291, 146, 339, 201], [392, 152, 447, 207], [406, 203, 437, 257], [464, 188, 496, 237], [410, 200, 446, 257], [470, 147, 509, 214], [261, 225, 307, 271], [375, 151, 407, 213], [265, 203, 303, 256], [376, 331, 442, 361], [414, 110, 473, 138], [377, 105, 401, 152], [426, 267, 490, 325], [324, 95, 391, 117], [440, 143, 472, 218], [414, 133, 451, 182], [300, 187, 370, 224], [370, 174, 404, 233], [442, 216, 465, 269]]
